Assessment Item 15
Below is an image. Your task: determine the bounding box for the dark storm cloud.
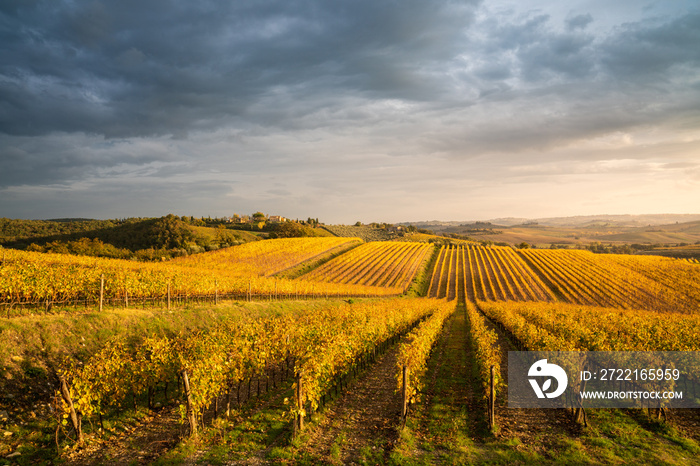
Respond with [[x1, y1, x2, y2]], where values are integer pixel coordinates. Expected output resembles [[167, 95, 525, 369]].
[[435, 6, 700, 158], [1, 0, 700, 221], [0, 133, 175, 187], [600, 11, 700, 80], [0, 176, 235, 220], [0, 0, 480, 139], [472, 8, 700, 87], [2, 1, 698, 144], [565, 13, 593, 31]]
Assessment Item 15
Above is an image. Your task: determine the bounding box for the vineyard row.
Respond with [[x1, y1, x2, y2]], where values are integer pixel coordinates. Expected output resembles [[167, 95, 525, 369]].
[[426, 245, 700, 313], [56, 298, 452, 443]]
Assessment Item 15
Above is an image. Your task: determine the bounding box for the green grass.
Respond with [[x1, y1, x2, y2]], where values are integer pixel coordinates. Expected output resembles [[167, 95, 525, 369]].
[[391, 303, 700, 465], [5, 297, 699, 464], [405, 243, 439, 298], [151, 373, 298, 465], [0, 298, 365, 465]]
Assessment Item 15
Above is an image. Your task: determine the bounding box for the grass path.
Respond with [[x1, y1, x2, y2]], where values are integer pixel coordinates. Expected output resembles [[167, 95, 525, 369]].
[[398, 296, 700, 465], [392, 301, 490, 464]]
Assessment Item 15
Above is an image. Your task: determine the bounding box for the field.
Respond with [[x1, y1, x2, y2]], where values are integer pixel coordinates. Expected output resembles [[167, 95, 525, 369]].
[[0, 238, 397, 316], [1, 238, 699, 464], [299, 241, 432, 293], [408, 216, 700, 250]]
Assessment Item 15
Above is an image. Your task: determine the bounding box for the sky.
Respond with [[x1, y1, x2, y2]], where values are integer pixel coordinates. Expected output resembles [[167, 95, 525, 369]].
[[1, 0, 699, 224]]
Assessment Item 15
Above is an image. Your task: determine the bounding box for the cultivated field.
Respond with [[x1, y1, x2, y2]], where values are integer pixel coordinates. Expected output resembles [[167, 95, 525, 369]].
[[299, 241, 432, 293], [1, 238, 699, 464]]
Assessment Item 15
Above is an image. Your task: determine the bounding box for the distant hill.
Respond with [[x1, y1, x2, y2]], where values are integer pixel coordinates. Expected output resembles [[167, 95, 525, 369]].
[[0, 215, 260, 260], [322, 224, 403, 242], [404, 214, 700, 229], [401, 215, 700, 248], [593, 220, 700, 243], [45, 218, 99, 222], [497, 214, 700, 228], [0, 217, 118, 242]]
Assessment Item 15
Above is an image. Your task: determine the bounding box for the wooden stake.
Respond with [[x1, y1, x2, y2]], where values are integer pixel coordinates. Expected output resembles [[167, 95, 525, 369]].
[[59, 375, 83, 445], [401, 366, 408, 423], [294, 371, 304, 437], [489, 365, 496, 430], [99, 274, 104, 312], [181, 370, 198, 437], [226, 382, 231, 418]]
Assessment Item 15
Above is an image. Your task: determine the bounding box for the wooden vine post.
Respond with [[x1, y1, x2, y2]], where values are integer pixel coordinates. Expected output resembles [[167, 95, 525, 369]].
[[657, 365, 667, 421], [59, 375, 83, 445], [401, 365, 409, 425], [575, 364, 589, 427], [99, 274, 105, 312], [167, 282, 171, 310], [181, 370, 198, 437], [293, 371, 304, 437], [489, 365, 495, 430]]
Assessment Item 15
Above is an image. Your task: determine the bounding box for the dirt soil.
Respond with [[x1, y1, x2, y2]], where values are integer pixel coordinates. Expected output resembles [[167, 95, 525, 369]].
[[485, 316, 583, 448], [63, 407, 183, 465], [63, 367, 291, 465], [297, 344, 403, 465]]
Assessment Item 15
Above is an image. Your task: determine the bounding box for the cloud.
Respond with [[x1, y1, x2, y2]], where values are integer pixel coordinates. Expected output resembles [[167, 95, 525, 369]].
[[1, 1, 699, 221], [0, 0, 481, 138], [565, 13, 593, 31], [0, 132, 182, 188], [600, 11, 700, 81]]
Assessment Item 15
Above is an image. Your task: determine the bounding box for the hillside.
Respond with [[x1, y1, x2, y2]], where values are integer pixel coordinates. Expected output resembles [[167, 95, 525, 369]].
[[593, 220, 700, 243], [403, 216, 700, 248], [0, 215, 260, 260], [322, 224, 402, 242], [411, 214, 700, 229], [2, 236, 700, 463]]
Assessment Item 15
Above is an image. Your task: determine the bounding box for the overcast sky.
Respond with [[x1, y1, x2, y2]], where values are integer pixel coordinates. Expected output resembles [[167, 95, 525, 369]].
[[1, 0, 699, 223]]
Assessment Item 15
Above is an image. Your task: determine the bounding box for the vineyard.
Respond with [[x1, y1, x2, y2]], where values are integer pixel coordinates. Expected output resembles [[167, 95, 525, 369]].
[[2, 237, 700, 464], [426, 244, 700, 313], [477, 300, 700, 353], [299, 241, 433, 293], [171, 237, 362, 277], [0, 240, 398, 315], [427, 244, 554, 302], [55, 298, 450, 441]]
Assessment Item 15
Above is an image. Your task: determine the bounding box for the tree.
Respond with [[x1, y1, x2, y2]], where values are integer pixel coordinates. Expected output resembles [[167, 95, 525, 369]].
[[215, 224, 235, 247], [149, 214, 195, 249], [270, 221, 309, 238]]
